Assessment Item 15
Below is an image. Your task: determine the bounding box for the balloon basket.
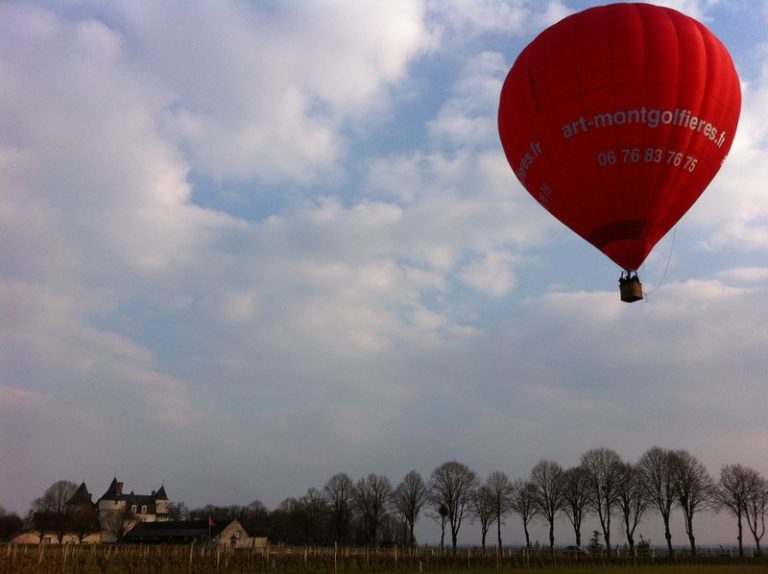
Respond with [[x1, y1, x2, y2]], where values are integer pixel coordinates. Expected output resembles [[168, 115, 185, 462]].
[[619, 276, 644, 303]]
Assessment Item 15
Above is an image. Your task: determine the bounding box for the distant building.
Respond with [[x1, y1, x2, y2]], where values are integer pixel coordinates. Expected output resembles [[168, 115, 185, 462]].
[[97, 477, 170, 524], [9, 530, 103, 545], [97, 477, 171, 542], [125, 519, 267, 549], [11, 477, 173, 544]]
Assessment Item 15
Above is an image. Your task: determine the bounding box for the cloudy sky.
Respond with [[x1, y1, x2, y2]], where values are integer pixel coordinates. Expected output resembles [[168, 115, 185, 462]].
[[2, 0, 767, 547]]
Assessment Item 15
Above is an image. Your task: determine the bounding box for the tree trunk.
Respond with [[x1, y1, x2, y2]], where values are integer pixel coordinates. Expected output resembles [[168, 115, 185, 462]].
[[685, 513, 696, 557], [523, 524, 531, 549], [602, 514, 612, 558], [624, 511, 637, 555], [663, 514, 673, 556], [548, 520, 555, 549], [496, 518, 502, 550], [737, 515, 744, 558], [439, 523, 445, 550]]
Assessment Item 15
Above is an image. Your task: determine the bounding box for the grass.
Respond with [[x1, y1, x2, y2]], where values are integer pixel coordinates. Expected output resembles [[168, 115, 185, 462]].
[[496, 566, 768, 574]]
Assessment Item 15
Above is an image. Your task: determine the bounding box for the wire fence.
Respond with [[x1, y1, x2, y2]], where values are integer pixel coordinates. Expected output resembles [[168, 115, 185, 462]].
[[1, 543, 765, 574]]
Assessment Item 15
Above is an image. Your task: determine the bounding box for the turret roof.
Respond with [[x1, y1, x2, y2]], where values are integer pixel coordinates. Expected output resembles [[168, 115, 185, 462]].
[[68, 482, 94, 505], [100, 477, 122, 500]]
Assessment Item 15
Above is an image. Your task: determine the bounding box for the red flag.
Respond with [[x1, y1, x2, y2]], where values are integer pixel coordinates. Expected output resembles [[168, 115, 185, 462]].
[[208, 516, 215, 527]]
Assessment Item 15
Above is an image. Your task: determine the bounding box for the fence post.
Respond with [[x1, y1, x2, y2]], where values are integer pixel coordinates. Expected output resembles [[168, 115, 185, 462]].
[[395, 545, 398, 571]]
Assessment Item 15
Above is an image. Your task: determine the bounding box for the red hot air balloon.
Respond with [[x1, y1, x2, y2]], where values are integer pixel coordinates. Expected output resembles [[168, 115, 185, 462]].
[[498, 2, 740, 302]]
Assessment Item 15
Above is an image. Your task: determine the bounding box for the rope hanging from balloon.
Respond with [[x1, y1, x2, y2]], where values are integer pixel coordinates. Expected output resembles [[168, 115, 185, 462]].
[[642, 227, 677, 301]]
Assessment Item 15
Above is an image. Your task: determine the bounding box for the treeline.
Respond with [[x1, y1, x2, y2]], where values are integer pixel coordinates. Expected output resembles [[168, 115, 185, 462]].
[[179, 447, 766, 558], [5, 446, 767, 558]]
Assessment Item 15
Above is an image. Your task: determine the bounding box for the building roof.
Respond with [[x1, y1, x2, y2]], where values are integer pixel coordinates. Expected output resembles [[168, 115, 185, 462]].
[[100, 477, 122, 501], [67, 482, 94, 506], [125, 520, 238, 544], [98, 478, 169, 511]]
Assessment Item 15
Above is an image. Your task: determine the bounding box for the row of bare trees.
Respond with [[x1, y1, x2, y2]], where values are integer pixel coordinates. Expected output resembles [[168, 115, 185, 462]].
[[12, 447, 767, 557], [184, 447, 765, 557], [466, 447, 766, 559]]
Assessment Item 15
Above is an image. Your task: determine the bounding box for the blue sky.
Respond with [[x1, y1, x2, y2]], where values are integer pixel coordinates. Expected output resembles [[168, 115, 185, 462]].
[[2, 0, 767, 547]]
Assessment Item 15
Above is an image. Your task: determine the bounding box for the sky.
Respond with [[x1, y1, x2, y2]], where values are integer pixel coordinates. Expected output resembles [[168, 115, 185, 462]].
[[1, 0, 767, 548]]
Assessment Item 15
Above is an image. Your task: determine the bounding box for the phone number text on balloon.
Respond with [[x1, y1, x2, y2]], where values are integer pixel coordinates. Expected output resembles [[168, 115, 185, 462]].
[[596, 148, 698, 172]]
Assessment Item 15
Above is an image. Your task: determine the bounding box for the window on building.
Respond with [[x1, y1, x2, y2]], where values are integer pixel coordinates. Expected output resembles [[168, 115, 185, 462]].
[[131, 505, 137, 513], [141, 505, 147, 514]]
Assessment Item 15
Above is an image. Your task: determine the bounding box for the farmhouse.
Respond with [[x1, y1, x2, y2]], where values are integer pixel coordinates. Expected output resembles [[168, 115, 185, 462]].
[[125, 519, 267, 549]]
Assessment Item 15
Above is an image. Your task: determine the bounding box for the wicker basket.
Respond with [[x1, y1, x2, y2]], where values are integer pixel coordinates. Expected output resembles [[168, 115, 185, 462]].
[[620, 280, 644, 302]]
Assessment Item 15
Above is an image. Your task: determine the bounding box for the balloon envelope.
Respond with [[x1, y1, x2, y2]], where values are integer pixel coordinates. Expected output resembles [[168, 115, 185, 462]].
[[498, 2, 740, 271]]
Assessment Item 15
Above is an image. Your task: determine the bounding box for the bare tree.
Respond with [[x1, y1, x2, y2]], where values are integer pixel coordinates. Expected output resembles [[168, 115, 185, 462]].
[[101, 507, 135, 543], [714, 464, 768, 557], [485, 470, 514, 550], [0, 506, 24, 541], [30, 480, 78, 543], [324, 473, 355, 545], [237, 500, 270, 539], [672, 450, 714, 556], [353, 473, 392, 546], [270, 497, 303, 544], [428, 461, 479, 550], [615, 462, 647, 555], [427, 504, 449, 550], [392, 470, 427, 547], [299, 488, 327, 545], [744, 472, 768, 557], [69, 504, 99, 543], [717, 464, 759, 558], [561, 466, 590, 547], [470, 484, 496, 550], [529, 459, 565, 550], [581, 448, 623, 557], [167, 501, 190, 520], [509, 479, 538, 550], [638, 446, 678, 556]]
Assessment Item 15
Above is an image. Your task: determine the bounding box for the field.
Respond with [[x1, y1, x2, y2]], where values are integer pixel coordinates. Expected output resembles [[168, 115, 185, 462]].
[[2, 544, 766, 574]]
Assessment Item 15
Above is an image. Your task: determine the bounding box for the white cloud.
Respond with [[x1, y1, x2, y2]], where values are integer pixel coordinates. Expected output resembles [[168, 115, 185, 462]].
[[717, 266, 768, 284], [426, 0, 570, 41], [428, 51, 508, 147], [650, 0, 721, 21], [0, 281, 197, 426], [1, 3, 236, 289], [458, 250, 518, 295], [114, 0, 435, 183]]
